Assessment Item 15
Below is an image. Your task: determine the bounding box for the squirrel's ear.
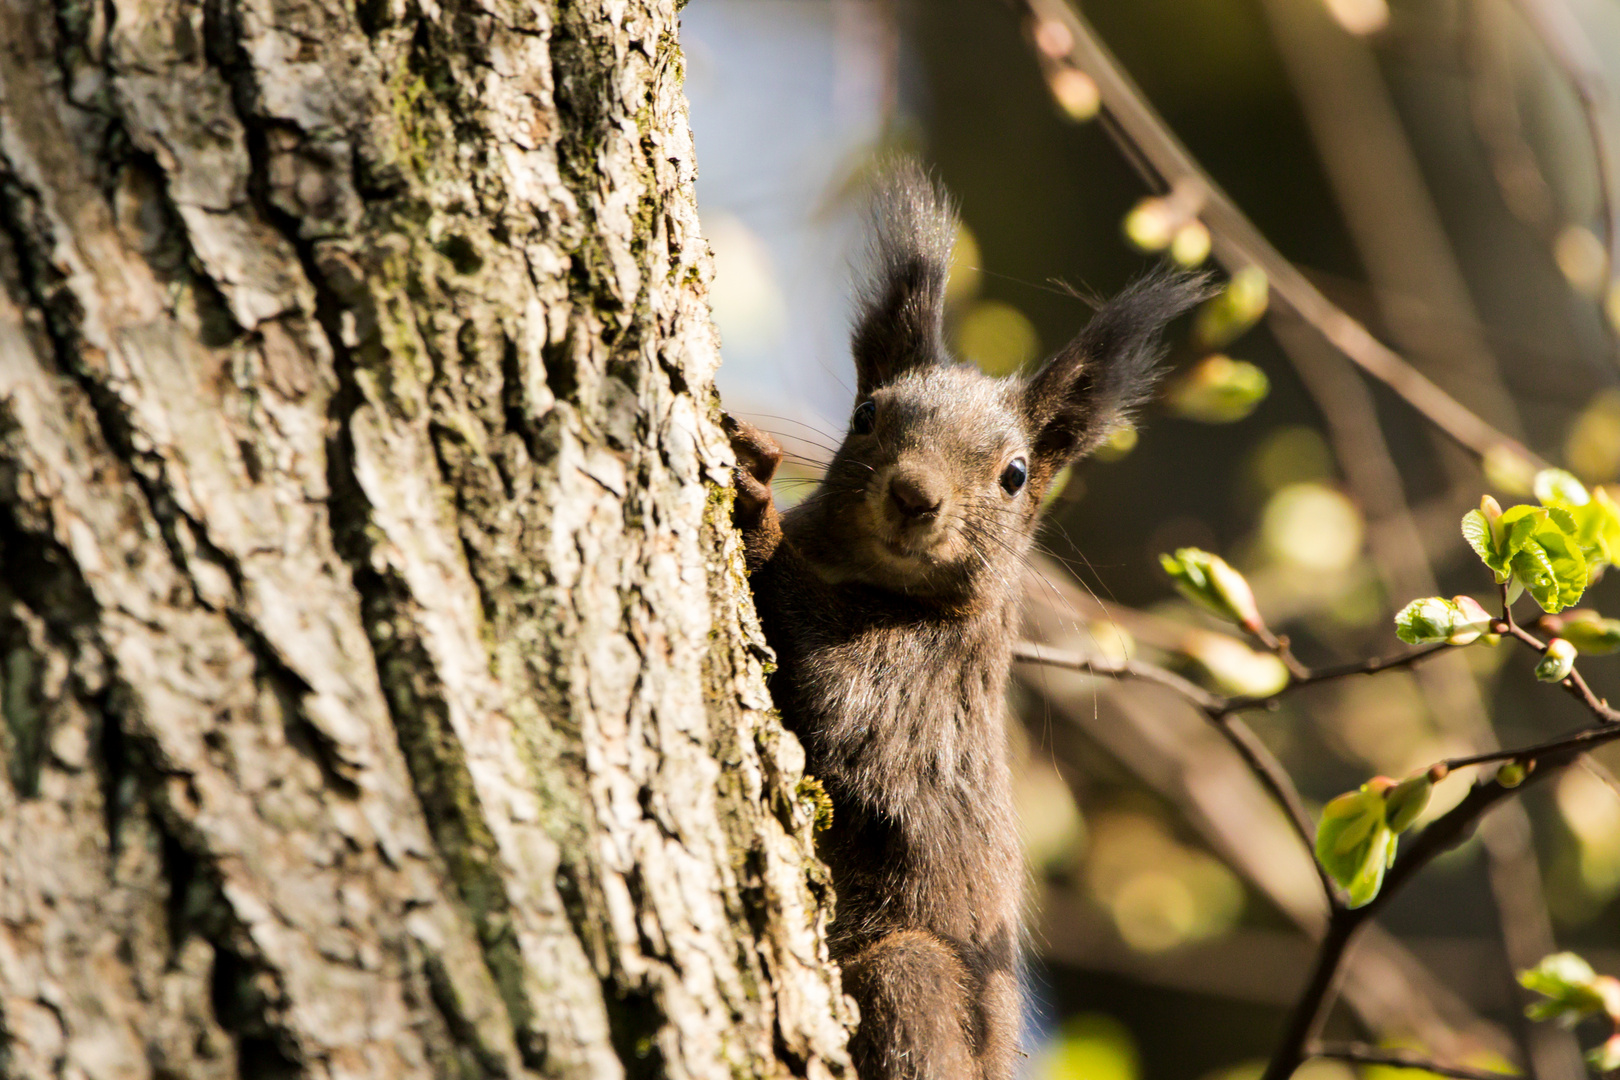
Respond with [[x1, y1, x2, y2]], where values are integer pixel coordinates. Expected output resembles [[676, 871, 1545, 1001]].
[[851, 161, 957, 398], [1022, 270, 1212, 463]]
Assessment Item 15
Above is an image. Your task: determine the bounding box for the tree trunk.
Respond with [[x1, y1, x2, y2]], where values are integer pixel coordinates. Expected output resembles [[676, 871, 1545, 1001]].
[[0, 0, 853, 1075]]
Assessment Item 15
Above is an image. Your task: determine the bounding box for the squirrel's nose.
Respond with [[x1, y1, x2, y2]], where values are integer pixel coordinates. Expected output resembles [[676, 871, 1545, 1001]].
[[888, 471, 944, 519]]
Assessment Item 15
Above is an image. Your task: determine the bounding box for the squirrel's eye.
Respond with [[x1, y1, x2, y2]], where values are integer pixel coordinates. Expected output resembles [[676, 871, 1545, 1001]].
[[851, 400, 877, 435], [1000, 457, 1029, 496]]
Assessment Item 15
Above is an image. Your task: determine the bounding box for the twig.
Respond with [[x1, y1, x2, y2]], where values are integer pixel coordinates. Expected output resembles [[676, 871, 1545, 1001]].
[[1311, 1041, 1518, 1080], [1261, 911, 1358, 1080], [1441, 723, 1620, 772], [1012, 638, 1452, 717], [1258, 603, 1620, 1080], [1253, 626, 1312, 681], [1213, 642, 1453, 717], [1260, 772, 1546, 1080], [1010, 641, 1222, 710], [1012, 640, 1336, 899], [1008, 0, 1546, 469], [1018, 597, 1620, 1079], [1493, 602, 1620, 723]]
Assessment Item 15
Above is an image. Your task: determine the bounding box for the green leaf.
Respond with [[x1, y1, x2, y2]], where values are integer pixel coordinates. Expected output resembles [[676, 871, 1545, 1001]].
[[1534, 468, 1591, 508], [1567, 486, 1620, 571], [1534, 528, 1589, 612], [1160, 548, 1263, 631], [1559, 611, 1620, 655], [1395, 597, 1455, 645], [1462, 509, 1505, 575], [1316, 783, 1398, 908], [1520, 952, 1607, 1024], [1496, 507, 1591, 613]]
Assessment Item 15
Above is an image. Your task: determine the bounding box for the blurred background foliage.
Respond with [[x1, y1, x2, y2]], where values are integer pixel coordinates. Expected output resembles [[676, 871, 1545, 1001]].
[[682, 1, 1620, 1077]]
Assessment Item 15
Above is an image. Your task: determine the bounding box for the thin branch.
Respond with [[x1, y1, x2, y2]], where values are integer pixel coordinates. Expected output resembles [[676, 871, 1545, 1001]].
[[1493, 609, 1620, 724], [1012, 637, 1452, 716], [1441, 722, 1620, 772], [1008, 0, 1546, 469], [1017, 595, 1620, 1079], [1311, 1041, 1518, 1080], [1261, 911, 1359, 1080], [1218, 714, 1335, 899], [1011, 641, 1334, 899], [1214, 642, 1454, 717], [1254, 626, 1312, 680], [1014, 635, 1456, 899], [1260, 603, 1620, 1076], [1010, 641, 1222, 710]]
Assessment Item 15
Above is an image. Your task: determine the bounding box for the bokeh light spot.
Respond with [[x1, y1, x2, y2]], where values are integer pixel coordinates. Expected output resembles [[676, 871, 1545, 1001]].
[[1039, 1013, 1139, 1080], [1262, 483, 1364, 572], [956, 299, 1041, 376]]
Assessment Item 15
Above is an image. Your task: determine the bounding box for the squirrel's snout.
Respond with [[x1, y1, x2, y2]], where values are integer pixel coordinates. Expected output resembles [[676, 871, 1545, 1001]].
[[887, 470, 945, 521]]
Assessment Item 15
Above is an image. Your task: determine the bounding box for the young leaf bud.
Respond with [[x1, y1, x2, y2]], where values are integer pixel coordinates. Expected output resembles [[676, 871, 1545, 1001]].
[[1092, 423, 1138, 462], [1558, 611, 1620, 655], [1447, 595, 1493, 645], [1382, 772, 1434, 833], [1181, 630, 1289, 697], [1161, 548, 1265, 633], [1395, 597, 1461, 645], [1480, 495, 1505, 546], [1124, 198, 1176, 252], [1521, 952, 1606, 1023], [1170, 220, 1211, 268], [1193, 266, 1269, 349], [1587, 1034, 1620, 1075], [1049, 68, 1100, 122], [1165, 355, 1270, 424], [1316, 781, 1397, 907], [1535, 638, 1578, 682], [1497, 761, 1528, 788]]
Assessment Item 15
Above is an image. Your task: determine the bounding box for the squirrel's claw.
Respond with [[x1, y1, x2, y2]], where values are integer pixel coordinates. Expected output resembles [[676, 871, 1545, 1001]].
[[722, 414, 784, 573], [722, 414, 782, 486]]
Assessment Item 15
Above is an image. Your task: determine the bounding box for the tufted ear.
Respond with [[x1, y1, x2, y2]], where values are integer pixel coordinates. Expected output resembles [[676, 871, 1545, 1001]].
[[850, 160, 958, 398], [1022, 269, 1212, 464]]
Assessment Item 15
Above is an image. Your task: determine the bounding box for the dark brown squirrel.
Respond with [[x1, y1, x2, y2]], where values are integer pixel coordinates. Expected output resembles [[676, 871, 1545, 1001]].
[[725, 162, 1208, 1080]]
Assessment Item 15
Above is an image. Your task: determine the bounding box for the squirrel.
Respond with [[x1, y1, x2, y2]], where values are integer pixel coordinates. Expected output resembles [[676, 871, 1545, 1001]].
[[725, 161, 1209, 1080]]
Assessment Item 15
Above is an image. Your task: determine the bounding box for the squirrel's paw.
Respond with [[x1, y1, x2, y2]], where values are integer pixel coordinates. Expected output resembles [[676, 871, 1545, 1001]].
[[722, 414, 783, 573]]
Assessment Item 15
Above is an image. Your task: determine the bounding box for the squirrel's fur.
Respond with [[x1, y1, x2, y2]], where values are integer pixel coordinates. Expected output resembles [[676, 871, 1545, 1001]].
[[727, 161, 1209, 1080]]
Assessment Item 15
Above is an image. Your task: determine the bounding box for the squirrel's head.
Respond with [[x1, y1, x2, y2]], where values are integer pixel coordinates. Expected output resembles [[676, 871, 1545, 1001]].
[[793, 162, 1210, 606]]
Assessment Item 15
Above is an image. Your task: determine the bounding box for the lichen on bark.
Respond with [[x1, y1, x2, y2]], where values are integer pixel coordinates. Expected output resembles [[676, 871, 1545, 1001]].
[[0, 0, 853, 1075]]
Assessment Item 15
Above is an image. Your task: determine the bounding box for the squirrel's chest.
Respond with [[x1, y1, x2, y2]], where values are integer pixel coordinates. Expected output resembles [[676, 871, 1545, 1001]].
[[796, 623, 1012, 811]]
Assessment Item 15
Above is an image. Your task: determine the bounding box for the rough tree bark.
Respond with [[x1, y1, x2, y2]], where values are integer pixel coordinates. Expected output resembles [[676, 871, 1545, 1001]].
[[0, 0, 854, 1075]]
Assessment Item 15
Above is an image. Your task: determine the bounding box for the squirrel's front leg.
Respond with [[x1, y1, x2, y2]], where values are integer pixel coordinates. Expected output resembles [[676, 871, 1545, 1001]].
[[722, 414, 783, 573], [842, 930, 980, 1080]]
